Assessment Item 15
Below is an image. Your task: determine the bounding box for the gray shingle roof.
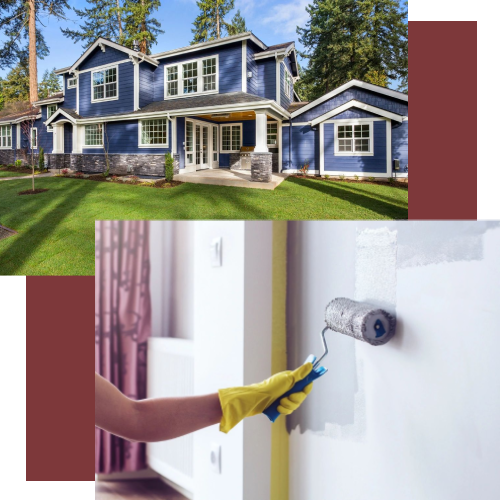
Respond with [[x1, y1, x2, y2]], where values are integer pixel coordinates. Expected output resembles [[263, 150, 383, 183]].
[[34, 92, 64, 104], [288, 102, 309, 113], [58, 108, 82, 120], [0, 108, 40, 123], [258, 42, 294, 54]]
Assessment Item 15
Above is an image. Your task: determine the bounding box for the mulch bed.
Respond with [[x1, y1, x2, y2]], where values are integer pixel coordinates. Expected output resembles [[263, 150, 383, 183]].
[[0, 224, 17, 241], [291, 174, 408, 189], [150, 179, 183, 188], [61, 173, 183, 188], [0, 166, 42, 175], [18, 188, 50, 195]]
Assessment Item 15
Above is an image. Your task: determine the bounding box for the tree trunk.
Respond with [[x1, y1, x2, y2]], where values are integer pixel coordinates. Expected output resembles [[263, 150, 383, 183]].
[[28, 0, 38, 103], [140, 0, 147, 53], [116, 0, 123, 43], [216, 7, 220, 39]]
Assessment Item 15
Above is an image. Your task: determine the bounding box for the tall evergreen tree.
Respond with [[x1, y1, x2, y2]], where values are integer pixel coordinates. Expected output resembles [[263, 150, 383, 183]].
[[227, 9, 247, 36], [61, 0, 125, 48], [0, 0, 68, 102], [38, 68, 62, 99], [297, 0, 407, 100], [2, 58, 30, 103], [123, 0, 164, 54], [191, 0, 235, 44]]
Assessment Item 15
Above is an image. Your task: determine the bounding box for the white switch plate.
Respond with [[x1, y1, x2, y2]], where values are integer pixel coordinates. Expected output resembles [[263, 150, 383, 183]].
[[210, 443, 221, 474], [210, 237, 222, 267]]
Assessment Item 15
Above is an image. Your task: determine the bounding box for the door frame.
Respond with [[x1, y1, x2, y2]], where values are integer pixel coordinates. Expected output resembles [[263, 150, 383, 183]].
[[184, 118, 218, 173]]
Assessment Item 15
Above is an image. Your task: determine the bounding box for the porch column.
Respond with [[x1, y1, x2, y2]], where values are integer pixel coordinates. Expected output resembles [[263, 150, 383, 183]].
[[254, 111, 268, 153], [72, 124, 82, 154]]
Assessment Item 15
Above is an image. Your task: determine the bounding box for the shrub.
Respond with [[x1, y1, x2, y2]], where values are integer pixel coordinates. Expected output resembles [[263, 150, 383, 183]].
[[387, 177, 395, 184], [15, 159, 22, 168], [129, 175, 140, 184], [103, 166, 110, 178], [75, 171, 84, 178], [339, 174, 345, 180], [38, 147, 45, 171], [165, 152, 174, 182], [61, 168, 69, 175], [354, 175, 359, 181], [299, 160, 310, 176], [324, 175, 330, 180], [368, 176, 375, 182]]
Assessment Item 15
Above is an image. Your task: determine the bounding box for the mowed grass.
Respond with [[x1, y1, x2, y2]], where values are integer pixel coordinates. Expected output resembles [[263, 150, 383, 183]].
[[0, 176, 407, 275], [0, 170, 30, 178]]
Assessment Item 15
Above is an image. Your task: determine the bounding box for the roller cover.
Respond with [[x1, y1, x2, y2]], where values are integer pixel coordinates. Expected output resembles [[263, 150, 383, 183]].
[[325, 298, 396, 346]]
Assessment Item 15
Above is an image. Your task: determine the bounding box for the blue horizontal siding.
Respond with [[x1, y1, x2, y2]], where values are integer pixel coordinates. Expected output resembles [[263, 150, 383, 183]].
[[323, 121, 387, 173], [139, 62, 155, 108], [82, 119, 171, 154], [280, 62, 292, 110], [154, 43, 242, 101], [392, 121, 408, 171], [79, 62, 135, 117], [282, 124, 319, 171], [256, 58, 276, 101], [64, 77, 77, 109], [79, 46, 130, 71], [298, 88, 408, 122], [246, 41, 259, 96]]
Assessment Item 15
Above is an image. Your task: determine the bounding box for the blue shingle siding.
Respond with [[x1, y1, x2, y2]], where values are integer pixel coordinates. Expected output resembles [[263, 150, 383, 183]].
[[280, 62, 292, 110], [78, 46, 130, 71], [78, 61, 135, 116], [282, 124, 319, 171], [256, 59, 276, 101], [139, 62, 155, 108], [82, 119, 171, 154], [64, 123, 73, 153], [392, 121, 408, 171], [153, 43, 242, 100], [64, 77, 77, 109], [298, 88, 408, 122], [331, 108, 381, 120], [323, 121, 387, 173], [246, 41, 259, 96]]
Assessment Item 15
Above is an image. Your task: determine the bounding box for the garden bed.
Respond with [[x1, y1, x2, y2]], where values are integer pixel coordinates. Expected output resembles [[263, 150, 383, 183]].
[[0, 165, 46, 175], [59, 172, 182, 188], [18, 188, 50, 195], [291, 174, 408, 189]]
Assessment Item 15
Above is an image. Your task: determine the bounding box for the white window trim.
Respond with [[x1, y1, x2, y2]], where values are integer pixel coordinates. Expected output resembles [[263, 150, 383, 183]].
[[267, 121, 279, 147], [47, 104, 58, 132], [83, 124, 105, 148], [138, 118, 169, 148], [164, 54, 219, 100], [91, 64, 119, 103], [283, 63, 292, 100], [0, 125, 12, 149], [212, 124, 219, 163], [67, 77, 77, 89], [220, 123, 242, 153], [30, 127, 38, 149], [334, 120, 374, 157]]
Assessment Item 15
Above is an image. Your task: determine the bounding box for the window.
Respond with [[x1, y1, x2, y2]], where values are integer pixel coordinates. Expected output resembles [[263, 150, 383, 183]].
[[284, 65, 292, 99], [165, 55, 218, 98], [166, 66, 178, 96], [140, 119, 168, 147], [0, 125, 12, 148], [212, 125, 218, 162], [31, 128, 37, 149], [92, 66, 117, 101], [67, 77, 77, 88], [221, 124, 242, 152], [185, 121, 194, 164], [267, 122, 278, 146], [84, 124, 103, 147], [47, 105, 57, 131], [336, 123, 372, 154]]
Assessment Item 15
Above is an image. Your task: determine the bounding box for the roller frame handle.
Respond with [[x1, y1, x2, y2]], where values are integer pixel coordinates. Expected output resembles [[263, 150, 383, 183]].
[[263, 356, 328, 423]]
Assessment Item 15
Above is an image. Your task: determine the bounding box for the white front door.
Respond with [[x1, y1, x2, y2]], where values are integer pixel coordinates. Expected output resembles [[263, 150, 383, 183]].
[[185, 119, 216, 172]]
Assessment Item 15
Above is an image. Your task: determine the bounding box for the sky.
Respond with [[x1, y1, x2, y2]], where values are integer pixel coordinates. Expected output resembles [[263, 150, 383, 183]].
[[0, 0, 405, 88]]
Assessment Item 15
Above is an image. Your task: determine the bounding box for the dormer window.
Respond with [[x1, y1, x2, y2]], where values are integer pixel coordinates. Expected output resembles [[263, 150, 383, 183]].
[[67, 77, 77, 88], [164, 55, 218, 99], [91, 65, 118, 102]]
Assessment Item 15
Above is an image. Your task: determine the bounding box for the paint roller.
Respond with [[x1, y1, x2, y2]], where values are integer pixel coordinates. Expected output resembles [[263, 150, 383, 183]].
[[263, 298, 396, 422]]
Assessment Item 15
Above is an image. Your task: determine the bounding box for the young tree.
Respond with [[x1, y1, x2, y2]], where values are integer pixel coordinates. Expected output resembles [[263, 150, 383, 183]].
[[191, 0, 235, 43], [123, 0, 164, 54], [38, 68, 62, 99], [0, 0, 68, 102], [61, 0, 126, 48], [227, 9, 247, 36], [20, 107, 38, 191]]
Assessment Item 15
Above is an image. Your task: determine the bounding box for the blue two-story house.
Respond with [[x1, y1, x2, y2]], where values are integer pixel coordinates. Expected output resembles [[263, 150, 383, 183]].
[[0, 32, 408, 179]]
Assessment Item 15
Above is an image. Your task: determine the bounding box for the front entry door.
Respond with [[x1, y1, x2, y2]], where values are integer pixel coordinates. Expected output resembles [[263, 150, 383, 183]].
[[185, 119, 212, 172], [195, 124, 209, 170]]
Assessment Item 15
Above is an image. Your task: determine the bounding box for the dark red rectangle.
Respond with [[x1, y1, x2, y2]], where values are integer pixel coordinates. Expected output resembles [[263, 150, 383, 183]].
[[26, 276, 94, 481], [410, 21, 477, 219]]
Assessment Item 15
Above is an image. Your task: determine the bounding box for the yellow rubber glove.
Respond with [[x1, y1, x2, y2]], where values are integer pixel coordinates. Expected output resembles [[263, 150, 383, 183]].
[[218, 362, 313, 433]]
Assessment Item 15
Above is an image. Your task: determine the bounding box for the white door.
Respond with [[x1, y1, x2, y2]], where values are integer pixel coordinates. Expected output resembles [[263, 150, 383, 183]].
[[185, 120, 210, 172]]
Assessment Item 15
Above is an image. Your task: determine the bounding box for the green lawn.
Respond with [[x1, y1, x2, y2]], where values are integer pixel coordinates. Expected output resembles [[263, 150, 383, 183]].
[[0, 176, 407, 275], [0, 170, 30, 178]]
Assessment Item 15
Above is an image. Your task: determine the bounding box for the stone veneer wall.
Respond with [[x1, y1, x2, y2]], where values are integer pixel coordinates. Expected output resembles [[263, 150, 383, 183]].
[[271, 153, 279, 173], [46, 153, 180, 177], [251, 152, 273, 182], [0, 150, 16, 165], [229, 153, 242, 170], [0, 149, 39, 166]]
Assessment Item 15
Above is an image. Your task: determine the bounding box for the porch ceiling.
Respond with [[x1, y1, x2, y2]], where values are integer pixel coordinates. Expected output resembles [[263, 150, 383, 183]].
[[195, 111, 277, 122]]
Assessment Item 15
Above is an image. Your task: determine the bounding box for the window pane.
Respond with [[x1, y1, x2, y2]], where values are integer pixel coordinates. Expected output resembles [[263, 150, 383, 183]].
[[186, 121, 193, 152], [203, 58, 216, 75], [105, 82, 117, 98], [94, 85, 104, 100], [213, 127, 217, 151], [203, 74, 216, 91], [93, 72, 104, 86], [142, 119, 168, 145], [339, 139, 352, 152], [85, 124, 103, 146], [232, 126, 241, 150], [221, 126, 231, 151], [167, 66, 178, 81], [354, 139, 369, 152]]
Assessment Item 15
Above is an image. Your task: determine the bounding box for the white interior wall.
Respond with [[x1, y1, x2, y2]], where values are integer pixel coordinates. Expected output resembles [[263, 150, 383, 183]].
[[287, 221, 500, 500], [150, 221, 195, 340]]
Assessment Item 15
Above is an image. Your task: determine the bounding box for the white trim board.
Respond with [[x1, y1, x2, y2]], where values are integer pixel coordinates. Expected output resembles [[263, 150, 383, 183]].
[[242, 40, 247, 93], [291, 79, 408, 118], [310, 100, 404, 126], [45, 109, 78, 126], [32, 97, 64, 106]]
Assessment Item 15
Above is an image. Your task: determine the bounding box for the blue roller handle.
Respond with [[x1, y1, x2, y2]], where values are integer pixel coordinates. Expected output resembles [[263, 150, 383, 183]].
[[263, 355, 328, 423]]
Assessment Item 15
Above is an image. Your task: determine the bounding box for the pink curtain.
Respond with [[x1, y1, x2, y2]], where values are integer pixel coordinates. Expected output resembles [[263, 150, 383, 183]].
[[95, 221, 152, 474]]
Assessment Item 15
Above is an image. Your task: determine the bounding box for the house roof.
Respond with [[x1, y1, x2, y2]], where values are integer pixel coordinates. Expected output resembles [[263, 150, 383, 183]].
[[0, 108, 41, 124], [32, 92, 65, 106], [291, 79, 408, 118], [257, 42, 294, 55], [288, 102, 309, 113], [44, 107, 82, 125], [55, 37, 159, 75]]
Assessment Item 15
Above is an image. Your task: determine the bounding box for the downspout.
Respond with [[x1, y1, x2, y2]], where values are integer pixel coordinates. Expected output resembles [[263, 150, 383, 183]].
[[289, 117, 292, 170]]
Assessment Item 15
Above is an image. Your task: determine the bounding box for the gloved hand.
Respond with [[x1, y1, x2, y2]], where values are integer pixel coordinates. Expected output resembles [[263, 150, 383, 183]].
[[218, 363, 314, 433]]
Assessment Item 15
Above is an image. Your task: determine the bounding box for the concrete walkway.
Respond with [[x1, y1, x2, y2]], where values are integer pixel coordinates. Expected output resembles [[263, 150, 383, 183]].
[[174, 168, 289, 190], [0, 172, 55, 182]]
